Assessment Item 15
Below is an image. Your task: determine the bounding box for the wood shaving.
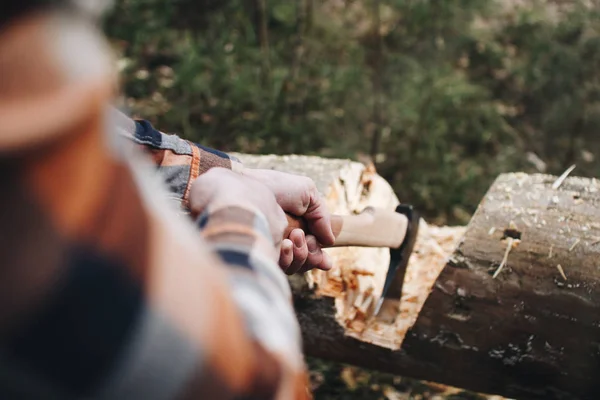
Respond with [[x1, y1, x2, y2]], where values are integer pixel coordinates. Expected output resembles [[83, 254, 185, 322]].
[[427, 239, 448, 258], [357, 295, 374, 316], [552, 164, 576, 190], [493, 238, 515, 279], [557, 264, 567, 281], [569, 239, 580, 252], [324, 222, 466, 350]]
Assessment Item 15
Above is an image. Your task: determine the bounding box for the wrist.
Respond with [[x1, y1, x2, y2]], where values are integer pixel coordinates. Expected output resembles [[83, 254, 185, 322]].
[[231, 159, 246, 174]]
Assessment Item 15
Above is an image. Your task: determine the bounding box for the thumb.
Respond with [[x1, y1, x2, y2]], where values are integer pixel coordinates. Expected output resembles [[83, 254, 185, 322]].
[[303, 193, 335, 247]]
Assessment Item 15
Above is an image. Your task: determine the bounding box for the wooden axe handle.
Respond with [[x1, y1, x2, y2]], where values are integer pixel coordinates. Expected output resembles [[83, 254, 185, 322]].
[[285, 206, 408, 249]]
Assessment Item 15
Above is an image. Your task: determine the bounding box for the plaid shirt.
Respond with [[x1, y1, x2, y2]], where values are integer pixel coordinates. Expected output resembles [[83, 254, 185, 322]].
[[110, 107, 245, 214], [0, 11, 310, 400]]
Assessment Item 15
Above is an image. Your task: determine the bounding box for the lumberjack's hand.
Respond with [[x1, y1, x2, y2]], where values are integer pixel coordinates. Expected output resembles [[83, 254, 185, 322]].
[[189, 168, 287, 252], [241, 168, 335, 275]]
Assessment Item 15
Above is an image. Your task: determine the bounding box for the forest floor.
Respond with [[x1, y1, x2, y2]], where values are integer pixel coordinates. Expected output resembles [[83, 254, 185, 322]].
[[308, 358, 508, 400]]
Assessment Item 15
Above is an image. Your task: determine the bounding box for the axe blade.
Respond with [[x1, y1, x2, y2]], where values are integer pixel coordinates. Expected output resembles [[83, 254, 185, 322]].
[[371, 204, 421, 323]]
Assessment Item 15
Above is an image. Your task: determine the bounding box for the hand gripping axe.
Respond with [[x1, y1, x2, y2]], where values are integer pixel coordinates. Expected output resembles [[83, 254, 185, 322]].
[[285, 204, 421, 322]]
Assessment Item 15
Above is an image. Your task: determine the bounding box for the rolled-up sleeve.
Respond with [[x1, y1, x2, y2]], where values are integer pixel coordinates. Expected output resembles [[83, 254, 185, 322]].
[[111, 107, 244, 212]]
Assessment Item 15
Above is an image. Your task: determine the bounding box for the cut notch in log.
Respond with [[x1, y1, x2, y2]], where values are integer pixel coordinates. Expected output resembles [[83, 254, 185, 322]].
[[234, 153, 464, 350]]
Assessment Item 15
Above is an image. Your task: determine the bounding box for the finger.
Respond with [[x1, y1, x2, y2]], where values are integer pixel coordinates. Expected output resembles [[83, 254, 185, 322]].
[[279, 239, 294, 272], [299, 251, 333, 274], [286, 229, 309, 275], [299, 235, 334, 273], [271, 177, 335, 247], [303, 190, 335, 247]]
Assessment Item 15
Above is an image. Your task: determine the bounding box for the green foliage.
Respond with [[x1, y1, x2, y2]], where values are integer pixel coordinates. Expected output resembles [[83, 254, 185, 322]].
[[104, 0, 600, 225]]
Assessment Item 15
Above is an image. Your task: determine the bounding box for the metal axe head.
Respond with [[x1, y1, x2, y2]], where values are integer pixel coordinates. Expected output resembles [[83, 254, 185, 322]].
[[371, 204, 421, 323]]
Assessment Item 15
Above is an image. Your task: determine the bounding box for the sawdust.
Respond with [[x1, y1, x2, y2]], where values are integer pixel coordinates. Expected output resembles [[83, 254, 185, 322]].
[[308, 222, 465, 350]]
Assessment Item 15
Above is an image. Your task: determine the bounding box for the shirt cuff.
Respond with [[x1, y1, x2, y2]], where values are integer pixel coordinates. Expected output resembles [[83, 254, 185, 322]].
[[195, 204, 278, 269], [195, 204, 293, 304]]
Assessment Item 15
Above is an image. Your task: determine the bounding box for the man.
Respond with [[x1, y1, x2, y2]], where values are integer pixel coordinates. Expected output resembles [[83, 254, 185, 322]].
[[111, 109, 336, 275], [0, 1, 328, 398]]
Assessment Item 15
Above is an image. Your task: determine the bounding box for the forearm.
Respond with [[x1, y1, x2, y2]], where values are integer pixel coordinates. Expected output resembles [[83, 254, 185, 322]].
[[111, 108, 310, 396], [197, 202, 306, 369], [111, 107, 244, 211]]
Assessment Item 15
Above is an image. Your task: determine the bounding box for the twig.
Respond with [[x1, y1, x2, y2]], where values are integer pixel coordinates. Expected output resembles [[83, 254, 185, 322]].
[[552, 165, 576, 190], [557, 264, 567, 281], [569, 238, 580, 252], [493, 238, 514, 279]]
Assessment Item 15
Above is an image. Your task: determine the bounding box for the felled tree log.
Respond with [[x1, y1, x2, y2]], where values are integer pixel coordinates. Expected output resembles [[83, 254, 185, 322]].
[[406, 172, 600, 400], [235, 154, 600, 400]]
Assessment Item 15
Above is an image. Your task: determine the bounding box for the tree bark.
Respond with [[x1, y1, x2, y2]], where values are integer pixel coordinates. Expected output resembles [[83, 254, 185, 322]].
[[234, 153, 600, 400], [407, 172, 600, 400]]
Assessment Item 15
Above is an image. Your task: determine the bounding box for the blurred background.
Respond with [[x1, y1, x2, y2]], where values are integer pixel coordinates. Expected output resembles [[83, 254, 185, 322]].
[[103, 1, 599, 397]]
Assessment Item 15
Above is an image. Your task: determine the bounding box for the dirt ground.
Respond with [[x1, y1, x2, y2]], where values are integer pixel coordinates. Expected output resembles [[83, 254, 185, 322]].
[[307, 358, 508, 400]]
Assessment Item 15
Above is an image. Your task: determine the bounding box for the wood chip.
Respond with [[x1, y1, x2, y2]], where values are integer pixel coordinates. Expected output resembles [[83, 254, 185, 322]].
[[569, 239, 580, 252], [548, 245, 553, 259], [357, 294, 374, 316], [493, 238, 514, 279], [557, 264, 567, 281], [552, 164, 576, 190], [427, 239, 447, 258]]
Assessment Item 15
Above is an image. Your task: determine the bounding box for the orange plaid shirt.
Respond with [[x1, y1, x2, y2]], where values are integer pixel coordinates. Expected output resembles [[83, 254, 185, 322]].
[[0, 10, 310, 400]]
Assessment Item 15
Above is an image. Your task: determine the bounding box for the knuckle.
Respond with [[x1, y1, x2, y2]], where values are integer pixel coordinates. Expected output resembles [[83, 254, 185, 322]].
[[303, 177, 318, 194], [294, 248, 308, 262], [299, 191, 312, 213], [279, 257, 292, 270]]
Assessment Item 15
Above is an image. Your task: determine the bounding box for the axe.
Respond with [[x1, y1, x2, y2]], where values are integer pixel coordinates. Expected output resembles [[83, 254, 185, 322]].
[[285, 204, 421, 322]]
